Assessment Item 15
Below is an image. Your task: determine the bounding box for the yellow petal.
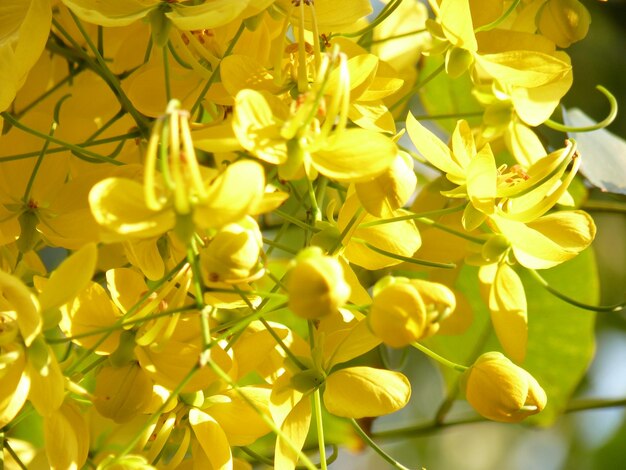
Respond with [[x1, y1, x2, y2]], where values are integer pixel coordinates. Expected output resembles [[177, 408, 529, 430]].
[[476, 50, 571, 88], [44, 401, 90, 470], [312, 129, 396, 182], [466, 145, 497, 215], [189, 409, 233, 470], [354, 152, 417, 217], [323, 318, 381, 369], [39, 243, 97, 314], [439, 0, 477, 51], [123, 238, 165, 281], [273, 394, 311, 470], [195, 160, 265, 229], [207, 387, 272, 446], [89, 177, 175, 239], [60, 282, 122, 355], [279, 0, 372, 32], [60, 0, 156, 27], [220, 55, 281, 97], [324, 367, 410, 418], [489, 263, 527, 363], [0, 271, 40, 346], [94, 363, 153, 423], [0, 344, 29, 428], [135, 338, 232, 393], [166, 1, 249, 30], [26, 343, 65, 416], [406, 112, 465, 184], [493, 211, 595, 269], [343, 214, 422, 271], [233, 89, 289, 164]]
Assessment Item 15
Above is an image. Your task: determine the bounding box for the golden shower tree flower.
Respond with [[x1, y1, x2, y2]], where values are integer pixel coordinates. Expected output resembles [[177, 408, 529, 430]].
[[89, 101, 268, 244], [285, 246, 351, 320], [271, 311, 410, 469], [232, 49, 398, 181], [368, 276, 456, 348], [461, 351, 547, 423]]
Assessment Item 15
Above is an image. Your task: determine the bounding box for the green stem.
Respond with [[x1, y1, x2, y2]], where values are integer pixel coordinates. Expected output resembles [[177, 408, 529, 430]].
[[274, 209, 320, 233], [0, 130, 142, 163], [64, 12, 150, 133], [263, 237, 299, 255], [415, 216, 486, 244], [312, 389, 328, 470], [361, 28, 427, 47], [306, 177, 321, 222], [390, 63, 445, 112], [46, 306, 197, 344], [411, 342, 468, 372], [259, 317, 307, 370], [349, 419, 412, 470], [78, 355, 108, 377], [526, 268, 625, 312], [410, 111, 483, 121], [353, 238, 457, 269], [332, 0, 403, 40], [358, 204, 465, 228], [163, 46, 172, 103], [329, 207, 363, 256], [581, 199, 626, 214], [4, 439, 28, 470], [544, 85, 617, 133], [15, 64, 86, 118], [191, 22, 246, 116], [22, 121, 56, 204], [1, 112, 123, 165], [372, 396, 626, 441]]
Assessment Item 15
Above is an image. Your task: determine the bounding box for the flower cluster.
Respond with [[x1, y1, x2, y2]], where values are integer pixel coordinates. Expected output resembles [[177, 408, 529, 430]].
[[0, 0, 613, 468]]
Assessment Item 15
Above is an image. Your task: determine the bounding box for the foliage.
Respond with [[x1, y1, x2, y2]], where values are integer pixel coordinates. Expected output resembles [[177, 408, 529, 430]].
[[0, 0, 624, 469]]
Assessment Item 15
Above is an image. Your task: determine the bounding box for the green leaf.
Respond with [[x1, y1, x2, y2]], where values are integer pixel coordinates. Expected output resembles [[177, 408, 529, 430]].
[[425, 247, 598, 426], [522, 248, 598, 425]]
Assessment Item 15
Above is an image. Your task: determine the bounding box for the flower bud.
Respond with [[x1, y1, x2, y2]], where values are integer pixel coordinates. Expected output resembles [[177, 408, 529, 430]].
[[538, 0, 591, 48], [460, 352, 547, 423], [201, 216, 263, 283], [369, 277, 455, 348], [369, 278, 427, 348], [286, 247, 350, 319]]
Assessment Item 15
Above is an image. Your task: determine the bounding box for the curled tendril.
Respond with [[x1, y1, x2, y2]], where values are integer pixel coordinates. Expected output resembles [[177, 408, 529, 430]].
[[545, 85, 618, 133]]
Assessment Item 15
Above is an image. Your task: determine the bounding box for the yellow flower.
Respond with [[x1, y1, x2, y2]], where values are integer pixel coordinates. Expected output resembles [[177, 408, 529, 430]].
[[44, 400, 90, 470], [368, 276, 456, 348], [461, 351, 547, 423], [232, 49, 397, 181], [89, 101, 267, 244], [537, 0, 591, 48], [271, 311, 409, 469], [286, 247, 351, 320], [200, 216, 264, 284], [93, 362, 153, 423]]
